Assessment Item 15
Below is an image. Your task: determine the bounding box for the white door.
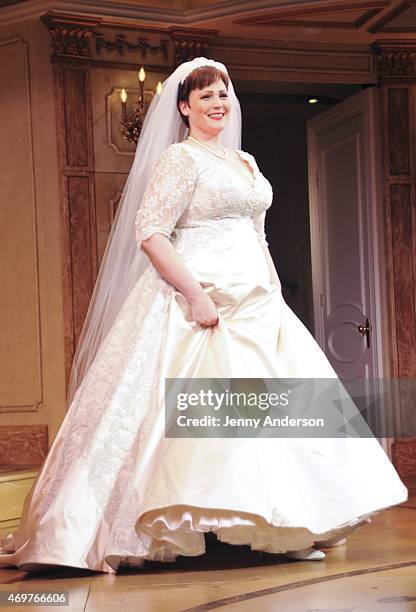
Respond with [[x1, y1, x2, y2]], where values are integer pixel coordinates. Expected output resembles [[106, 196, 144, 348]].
[[307, 88, 390, 438]]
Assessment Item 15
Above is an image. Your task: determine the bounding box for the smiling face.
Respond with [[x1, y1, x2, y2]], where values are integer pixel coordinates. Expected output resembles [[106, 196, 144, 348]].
[[179, 79, 231, 138]]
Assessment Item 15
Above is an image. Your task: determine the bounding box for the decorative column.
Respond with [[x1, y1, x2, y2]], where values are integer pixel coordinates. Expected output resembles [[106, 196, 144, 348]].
[[371, 39, 416, 495], [42, 13, 100, 390]]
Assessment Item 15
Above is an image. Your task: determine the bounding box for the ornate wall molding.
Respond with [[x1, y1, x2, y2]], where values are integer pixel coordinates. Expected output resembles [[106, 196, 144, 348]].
[[378, 76, 416, 492], [168, 27, 218, 65], [0, 36, 43, 414], [40, 12, 377, 85], [93, 32, 169, 60], [372, 39, 416, 80], [40, 14, 221, 68], [53, 63, 98, 389], [41, 13, 101, 58], [41, 13, 170, 61]]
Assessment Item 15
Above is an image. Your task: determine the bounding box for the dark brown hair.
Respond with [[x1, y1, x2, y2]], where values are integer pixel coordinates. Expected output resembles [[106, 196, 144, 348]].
[[177, 65, 229, 128]]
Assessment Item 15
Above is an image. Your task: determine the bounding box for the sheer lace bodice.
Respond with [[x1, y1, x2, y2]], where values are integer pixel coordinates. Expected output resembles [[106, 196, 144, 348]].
[[134, 141, 273, 250]]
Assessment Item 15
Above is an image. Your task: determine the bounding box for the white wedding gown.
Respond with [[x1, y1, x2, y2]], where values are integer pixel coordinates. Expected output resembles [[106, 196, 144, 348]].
[[0, 141, 407, 574]]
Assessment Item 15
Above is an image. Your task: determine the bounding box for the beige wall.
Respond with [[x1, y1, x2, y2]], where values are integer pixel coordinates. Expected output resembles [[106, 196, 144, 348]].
[[0, 18, 65, 443], [90, 66, 158, 265]]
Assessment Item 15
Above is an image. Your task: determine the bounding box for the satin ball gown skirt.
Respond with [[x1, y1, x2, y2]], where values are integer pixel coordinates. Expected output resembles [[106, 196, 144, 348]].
[[0, 217, 408, 573]]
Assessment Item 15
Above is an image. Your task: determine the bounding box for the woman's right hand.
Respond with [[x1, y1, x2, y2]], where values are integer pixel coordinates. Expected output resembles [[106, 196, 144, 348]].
[[189, 292, 218, 328], [141, 234, 219, 327]]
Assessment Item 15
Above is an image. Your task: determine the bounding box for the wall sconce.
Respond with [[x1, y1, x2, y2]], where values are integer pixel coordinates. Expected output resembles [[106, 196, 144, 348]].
[[120, 66, 163, 144]]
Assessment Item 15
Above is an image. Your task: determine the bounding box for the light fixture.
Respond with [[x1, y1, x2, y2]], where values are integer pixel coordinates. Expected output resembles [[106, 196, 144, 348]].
[[308, 97, 319, 104], [119, 69, 164, 144]]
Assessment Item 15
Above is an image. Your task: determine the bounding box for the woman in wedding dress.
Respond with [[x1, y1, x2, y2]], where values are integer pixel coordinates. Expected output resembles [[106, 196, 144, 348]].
[[0, 58, 407, 575]]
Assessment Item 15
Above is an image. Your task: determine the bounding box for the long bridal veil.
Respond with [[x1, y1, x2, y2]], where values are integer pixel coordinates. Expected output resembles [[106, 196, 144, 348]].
[[66, 58, 242, 407]]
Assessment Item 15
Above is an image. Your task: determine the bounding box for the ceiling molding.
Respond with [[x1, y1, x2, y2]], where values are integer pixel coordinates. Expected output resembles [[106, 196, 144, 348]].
[[0, 0, 26, 7], [0, 0, 183, 26], [372, 35, 416, 47], [368, 0, 416, 32], [0, 0, 391, 27], [234, 1, 390, 30], [3, 0, 416, 44], [210, 36, 375, 84]]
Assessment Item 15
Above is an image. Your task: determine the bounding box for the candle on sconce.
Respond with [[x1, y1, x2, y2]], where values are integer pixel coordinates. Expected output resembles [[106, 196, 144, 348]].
[[120, 67, 153, 143], [155, 81, 163, 95], [138, 66, 146, 102], [120, 88, 127, 120]]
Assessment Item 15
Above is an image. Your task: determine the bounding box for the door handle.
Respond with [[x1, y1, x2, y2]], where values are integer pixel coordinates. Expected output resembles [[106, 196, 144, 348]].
[[357, 317, 372, 349]]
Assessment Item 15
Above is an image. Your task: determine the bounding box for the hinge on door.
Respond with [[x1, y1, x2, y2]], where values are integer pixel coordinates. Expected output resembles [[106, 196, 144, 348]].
[[320, 293, 324, 307], [316, 171, 320, 189]]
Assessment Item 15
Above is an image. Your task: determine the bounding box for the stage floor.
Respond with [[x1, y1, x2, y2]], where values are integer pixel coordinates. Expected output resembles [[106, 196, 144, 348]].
[[0, 499, 415, 611]]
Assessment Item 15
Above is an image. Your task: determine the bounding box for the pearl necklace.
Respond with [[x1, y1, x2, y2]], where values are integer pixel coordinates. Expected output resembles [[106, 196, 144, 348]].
[[186, 136, 229, 159]]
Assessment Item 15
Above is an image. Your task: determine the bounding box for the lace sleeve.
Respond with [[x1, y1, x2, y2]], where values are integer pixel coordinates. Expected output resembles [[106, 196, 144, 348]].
[[251, 210, 269, 247], [134, 144, 198, 251]]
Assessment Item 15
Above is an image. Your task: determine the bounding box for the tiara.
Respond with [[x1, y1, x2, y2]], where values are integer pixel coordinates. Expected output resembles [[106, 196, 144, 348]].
[[179, 58, 222, 85]]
